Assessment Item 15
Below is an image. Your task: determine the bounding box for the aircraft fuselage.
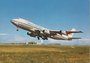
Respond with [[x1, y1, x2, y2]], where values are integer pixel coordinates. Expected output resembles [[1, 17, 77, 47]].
[[11, 18, 82, 40]]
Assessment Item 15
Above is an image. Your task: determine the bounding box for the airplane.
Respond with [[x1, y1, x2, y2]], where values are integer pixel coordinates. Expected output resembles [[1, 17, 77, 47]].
[[11, 18, 83, 40]]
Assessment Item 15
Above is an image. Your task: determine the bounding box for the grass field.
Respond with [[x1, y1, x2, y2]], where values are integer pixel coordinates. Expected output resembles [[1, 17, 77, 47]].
[[0, 44, 89, 63]]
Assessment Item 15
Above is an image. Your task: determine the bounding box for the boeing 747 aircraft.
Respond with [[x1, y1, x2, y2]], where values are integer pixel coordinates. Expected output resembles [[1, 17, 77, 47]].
[[11, 18, 83, 40]]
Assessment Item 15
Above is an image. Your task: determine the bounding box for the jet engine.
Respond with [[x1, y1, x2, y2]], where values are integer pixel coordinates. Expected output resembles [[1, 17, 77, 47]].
[[27, 32, 36, 37], [42, 29, 50, 34], [35, 30, 48, 40]]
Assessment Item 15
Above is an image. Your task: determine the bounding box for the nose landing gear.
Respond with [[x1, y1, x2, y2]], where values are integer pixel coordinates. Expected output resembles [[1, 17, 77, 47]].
[[16, 29, 19, 31]]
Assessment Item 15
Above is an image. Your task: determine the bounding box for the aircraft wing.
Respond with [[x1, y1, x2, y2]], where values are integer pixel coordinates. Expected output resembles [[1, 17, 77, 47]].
[[49, 30, 83, 35], [49, 30, 66, 35]]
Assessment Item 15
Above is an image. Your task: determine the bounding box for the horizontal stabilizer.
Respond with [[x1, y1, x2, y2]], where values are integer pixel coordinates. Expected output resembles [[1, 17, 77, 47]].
[[69, 37, 82, 39], [66, 31, 83, 33]]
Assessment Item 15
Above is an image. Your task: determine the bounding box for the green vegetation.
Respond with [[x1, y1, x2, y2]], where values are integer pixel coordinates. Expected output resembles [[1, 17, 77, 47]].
[[0, 44, 89, 63]]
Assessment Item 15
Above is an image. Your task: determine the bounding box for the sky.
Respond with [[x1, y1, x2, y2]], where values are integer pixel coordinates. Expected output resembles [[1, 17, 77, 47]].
[[0, 0, 89, 45]]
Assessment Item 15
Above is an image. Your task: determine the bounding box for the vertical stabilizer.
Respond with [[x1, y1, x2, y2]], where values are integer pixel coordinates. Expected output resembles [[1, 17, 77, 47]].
[[67, 28, 76, 38]]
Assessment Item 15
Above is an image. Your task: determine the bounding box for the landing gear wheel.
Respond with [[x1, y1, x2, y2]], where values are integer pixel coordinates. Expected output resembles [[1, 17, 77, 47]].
[[37, 36, 40, 40], [17, 29, 19, 31]]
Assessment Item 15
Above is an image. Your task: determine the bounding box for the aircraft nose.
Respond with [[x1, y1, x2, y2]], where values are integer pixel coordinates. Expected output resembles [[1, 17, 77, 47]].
[[11, 19, 15, 24], [10, 19, 18, 26], [10, 20, 14, 24]]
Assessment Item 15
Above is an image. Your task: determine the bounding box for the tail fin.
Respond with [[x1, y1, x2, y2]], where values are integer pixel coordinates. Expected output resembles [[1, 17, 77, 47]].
[[67, 28, 76, 38]]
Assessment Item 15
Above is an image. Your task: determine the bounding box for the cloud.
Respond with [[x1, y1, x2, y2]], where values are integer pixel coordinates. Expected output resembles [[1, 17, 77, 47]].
[[0, 33, 9, 36], [77, 38, 90, 45], [0, 33, 43, 44], [8, 35, 26, 43], [78, 38, 90, 42], [8, 35, 32, 43], [47, 38, 90, 45], [0, 33, 30, 43]]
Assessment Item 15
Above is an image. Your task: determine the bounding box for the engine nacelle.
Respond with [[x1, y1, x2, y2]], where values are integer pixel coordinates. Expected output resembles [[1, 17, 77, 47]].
[[27, 32, 30, 35], [27, 32, 36, 37], [43, 29, 50, 34]]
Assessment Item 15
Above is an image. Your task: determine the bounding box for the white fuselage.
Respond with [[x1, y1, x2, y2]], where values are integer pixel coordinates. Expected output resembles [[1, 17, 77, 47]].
[[11, 18, 69, 40]]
